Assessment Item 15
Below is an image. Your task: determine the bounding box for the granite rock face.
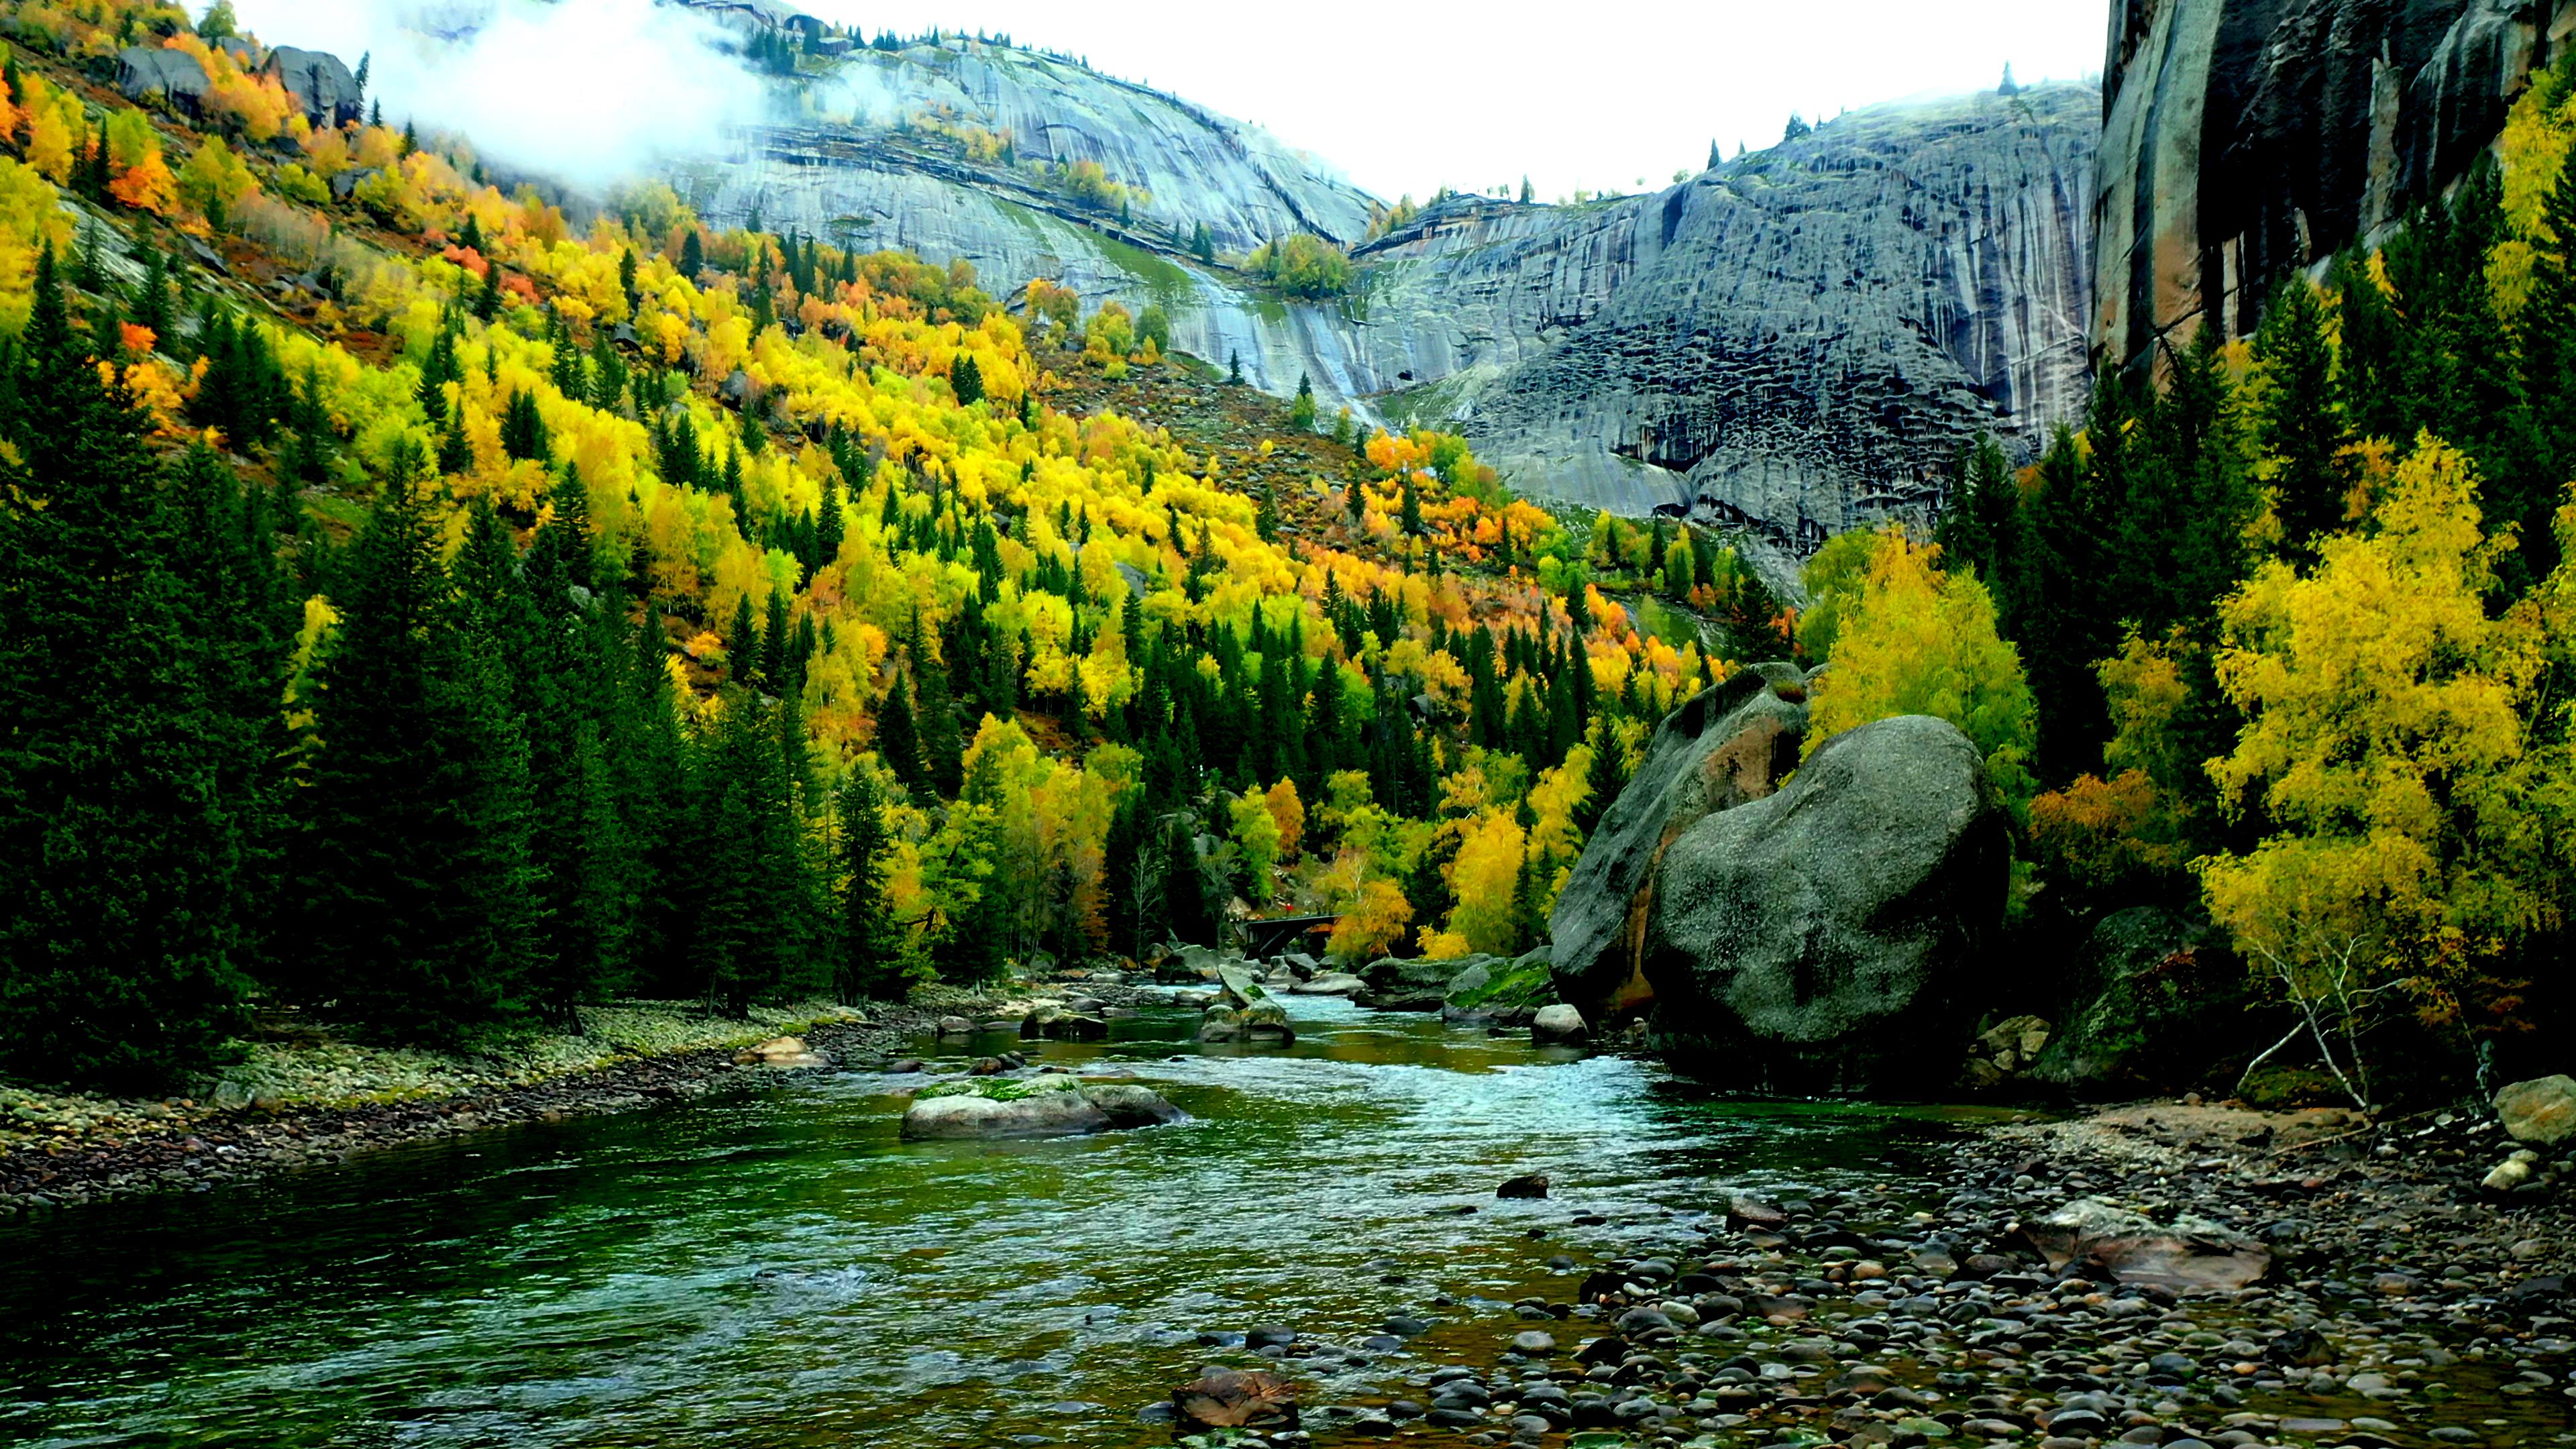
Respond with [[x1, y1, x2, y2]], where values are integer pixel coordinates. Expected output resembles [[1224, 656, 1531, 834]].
[[1642, 715, 2013, 1093], [679, 38, 2097, 535], [1548, 665, 1809, 1024], [1364, 87, 2099, 542], [2096, 0, 2576, 371]]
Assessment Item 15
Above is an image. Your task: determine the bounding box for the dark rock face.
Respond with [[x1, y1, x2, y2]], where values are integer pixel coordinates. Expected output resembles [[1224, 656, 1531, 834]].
[[1548, 666, 1808, 1023], [2027, 906, 2255, 1094], [1643, 715, 2012, 1093], [1375, 86, 2099, 541], [2096, 0, 2574, 370]]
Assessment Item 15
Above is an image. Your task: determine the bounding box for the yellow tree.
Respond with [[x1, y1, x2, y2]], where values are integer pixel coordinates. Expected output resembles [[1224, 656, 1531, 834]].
[[2200, 437, 2569, 1107], [1803, 530, 2038, 810]]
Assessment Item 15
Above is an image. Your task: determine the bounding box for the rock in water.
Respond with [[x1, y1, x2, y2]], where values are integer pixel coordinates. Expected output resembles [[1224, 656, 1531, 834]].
[[1171, 1368, 1299, 1431], [2496, 1076, 2576, 1146], [1531, 1004, 1589, 1047], [2016, 1197, 2271, 1295], [1497, 1173, 1550, 1199], [898, 1075, 1187, 1141], [1214, 966, 1295, 1042], [1646, 714, 2011, 1092], [1442, 947, 1560, 1024], [1550, 668, 1808, 1022], [1289, 971, 1366, 995], [1356, 954, 1487, 1012], [734, 1035, 829, 1067]]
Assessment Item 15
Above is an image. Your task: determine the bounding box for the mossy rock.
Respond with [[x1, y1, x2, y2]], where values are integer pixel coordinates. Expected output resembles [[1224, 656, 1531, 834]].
[[1444, 948, 1558, 1023], [916, 1073, 1084, 1102]]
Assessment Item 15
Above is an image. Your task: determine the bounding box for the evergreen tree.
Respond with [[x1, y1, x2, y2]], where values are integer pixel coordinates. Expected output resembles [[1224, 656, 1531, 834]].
[[951, 352, 984, 405], [834, 767, 900, 1000], [2251, 280, 2355, 555], [292, 475, 544, 1043], [0, 279, 274, 1088]]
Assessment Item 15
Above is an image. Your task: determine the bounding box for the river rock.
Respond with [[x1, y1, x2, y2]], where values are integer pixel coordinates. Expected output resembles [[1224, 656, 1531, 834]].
[[1080, 1083, 1190, 1129], [733, 1036, 830, 1067], [898, 1075, 1186, 1140], [1532, 1003, 1588, 1046], [934, 1016, 974, 1038], [1645, 714, 2012, 1092], [2496, 1075, 2576, 1146], [1215, 967, 1295, 1041], [1443, 947, 1559, 1025], [1289, 971, 1366, 994], [1198, 1006, 1243, 1042], [1171, 1367, 1298, 1430], [1960, 1015, 2051, 1089], [1497, 1173, 1550, 1199], [1549, 668, 1808, 1023], [2015, 1196, 2271, 1294], [1357, 953, 1482, 1012]]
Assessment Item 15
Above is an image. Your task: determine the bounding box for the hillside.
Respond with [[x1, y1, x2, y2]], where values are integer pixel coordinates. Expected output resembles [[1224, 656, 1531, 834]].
[[0, 0, 1786, 1085], [651, 25, 2100, 543]]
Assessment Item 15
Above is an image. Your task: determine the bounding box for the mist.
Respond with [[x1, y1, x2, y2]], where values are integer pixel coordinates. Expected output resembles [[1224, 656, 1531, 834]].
[[225, 0, 771, 189]]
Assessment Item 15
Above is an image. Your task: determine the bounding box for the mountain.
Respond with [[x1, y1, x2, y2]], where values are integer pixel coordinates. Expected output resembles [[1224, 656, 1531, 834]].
[[2096, 0, 2576, 371], [676, 30, 2098, 549]]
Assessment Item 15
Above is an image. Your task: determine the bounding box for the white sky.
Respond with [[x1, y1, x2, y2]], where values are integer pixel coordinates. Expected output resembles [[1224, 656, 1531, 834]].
[[225, 0, 2111, 202], [794, 0, 2112, 199]]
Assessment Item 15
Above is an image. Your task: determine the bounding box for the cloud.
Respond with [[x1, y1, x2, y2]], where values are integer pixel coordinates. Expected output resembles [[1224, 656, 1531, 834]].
[[227, 0, 771, 189]]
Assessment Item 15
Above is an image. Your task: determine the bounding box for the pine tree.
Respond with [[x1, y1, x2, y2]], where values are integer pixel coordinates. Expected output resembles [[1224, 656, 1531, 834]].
[[292, 476, 543, 1043], [2251, 280, 2355, 555], [0, 289, 274, 1088], [834, 767, 900, 1000], [951, 352, 984, 405]]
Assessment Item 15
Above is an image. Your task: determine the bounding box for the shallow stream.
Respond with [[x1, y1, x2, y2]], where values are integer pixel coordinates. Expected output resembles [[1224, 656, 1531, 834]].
[[0, 994, 2003, 1448]]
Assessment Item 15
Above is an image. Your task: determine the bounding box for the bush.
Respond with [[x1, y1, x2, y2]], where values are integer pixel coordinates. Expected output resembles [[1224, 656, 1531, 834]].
[[1245, 233, 1352, 299]]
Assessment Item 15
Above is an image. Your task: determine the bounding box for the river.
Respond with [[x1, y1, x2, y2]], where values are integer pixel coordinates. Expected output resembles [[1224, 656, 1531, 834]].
[[0, 994, 2006, 1448]]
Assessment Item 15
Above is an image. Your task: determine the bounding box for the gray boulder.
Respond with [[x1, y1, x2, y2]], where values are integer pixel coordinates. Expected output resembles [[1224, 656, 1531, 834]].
[[2497, 1076, 2576, 1146], [898, 1075, 1187, 1140], [2026, 907, 2253, 1095], [1549, 667, 1807, 1022], [2016, 1197, 2269, 1295], [1356, 953, 1489, 1012], [1289, 971, 1366, 995], [1646, 714, 2010, 1092], [1443, 946, 1560, 1024], [1532, 1004, 1589, 1046]]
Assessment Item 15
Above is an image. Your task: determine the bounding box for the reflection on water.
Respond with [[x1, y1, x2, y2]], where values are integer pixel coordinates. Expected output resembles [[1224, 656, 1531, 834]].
[[0, 994, 2004, 1448]]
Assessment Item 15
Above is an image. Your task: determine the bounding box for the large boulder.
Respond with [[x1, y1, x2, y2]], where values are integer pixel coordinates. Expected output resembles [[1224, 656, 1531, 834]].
[[2497, 1076, 2576, 1146], [898, 1075, 1187, 1140], [2025, 906, 2253, 1095], [1532, 1004, 1589, 1046], [1645, 714, 2012, 1093], [1214, 966, 1294, 1041], [1357, 953, 1491, 1011], [1549, 667, 1808, 1022], [2015, 1197, 2270, 1295], [1443, 946, 1559, 1024]]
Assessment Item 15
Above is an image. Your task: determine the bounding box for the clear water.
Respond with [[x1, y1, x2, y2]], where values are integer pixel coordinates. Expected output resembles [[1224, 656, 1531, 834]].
[[0, 994, 2000, 1448]]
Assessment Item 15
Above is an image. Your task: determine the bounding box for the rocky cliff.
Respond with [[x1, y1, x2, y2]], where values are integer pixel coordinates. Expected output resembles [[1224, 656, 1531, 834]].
[[2097, 0, 2576, 372], [670, 36, 2096, 539]]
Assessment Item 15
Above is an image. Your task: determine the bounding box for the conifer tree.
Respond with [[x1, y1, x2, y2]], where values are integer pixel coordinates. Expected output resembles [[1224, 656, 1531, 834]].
[[0, 264, 274, 1088], [293, 474, 543, 1043], [834, 767, 899, 1000]]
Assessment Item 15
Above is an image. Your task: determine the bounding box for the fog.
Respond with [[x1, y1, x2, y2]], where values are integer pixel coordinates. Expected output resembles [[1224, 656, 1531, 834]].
[[224, 0, 768, 186]]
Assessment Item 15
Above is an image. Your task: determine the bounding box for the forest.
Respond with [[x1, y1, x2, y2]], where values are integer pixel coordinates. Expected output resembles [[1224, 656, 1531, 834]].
[[0, 0, 1757, 1091], [1, 0, 2572, 1116]]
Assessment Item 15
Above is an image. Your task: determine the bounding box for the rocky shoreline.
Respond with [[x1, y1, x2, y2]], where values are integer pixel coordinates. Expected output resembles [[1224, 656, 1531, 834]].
[[0, 983, 1144, 1216], [1169, 1099, 2574, 1448]]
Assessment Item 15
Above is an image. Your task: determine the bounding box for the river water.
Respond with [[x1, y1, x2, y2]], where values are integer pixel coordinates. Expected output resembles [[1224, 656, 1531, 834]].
[[0, 994, 2005, 1448]]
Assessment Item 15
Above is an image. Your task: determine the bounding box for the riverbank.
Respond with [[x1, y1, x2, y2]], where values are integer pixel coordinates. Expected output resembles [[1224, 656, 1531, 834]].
[[0, 981, 1148, 1215], [1273, 1097, 2574, 1446]]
